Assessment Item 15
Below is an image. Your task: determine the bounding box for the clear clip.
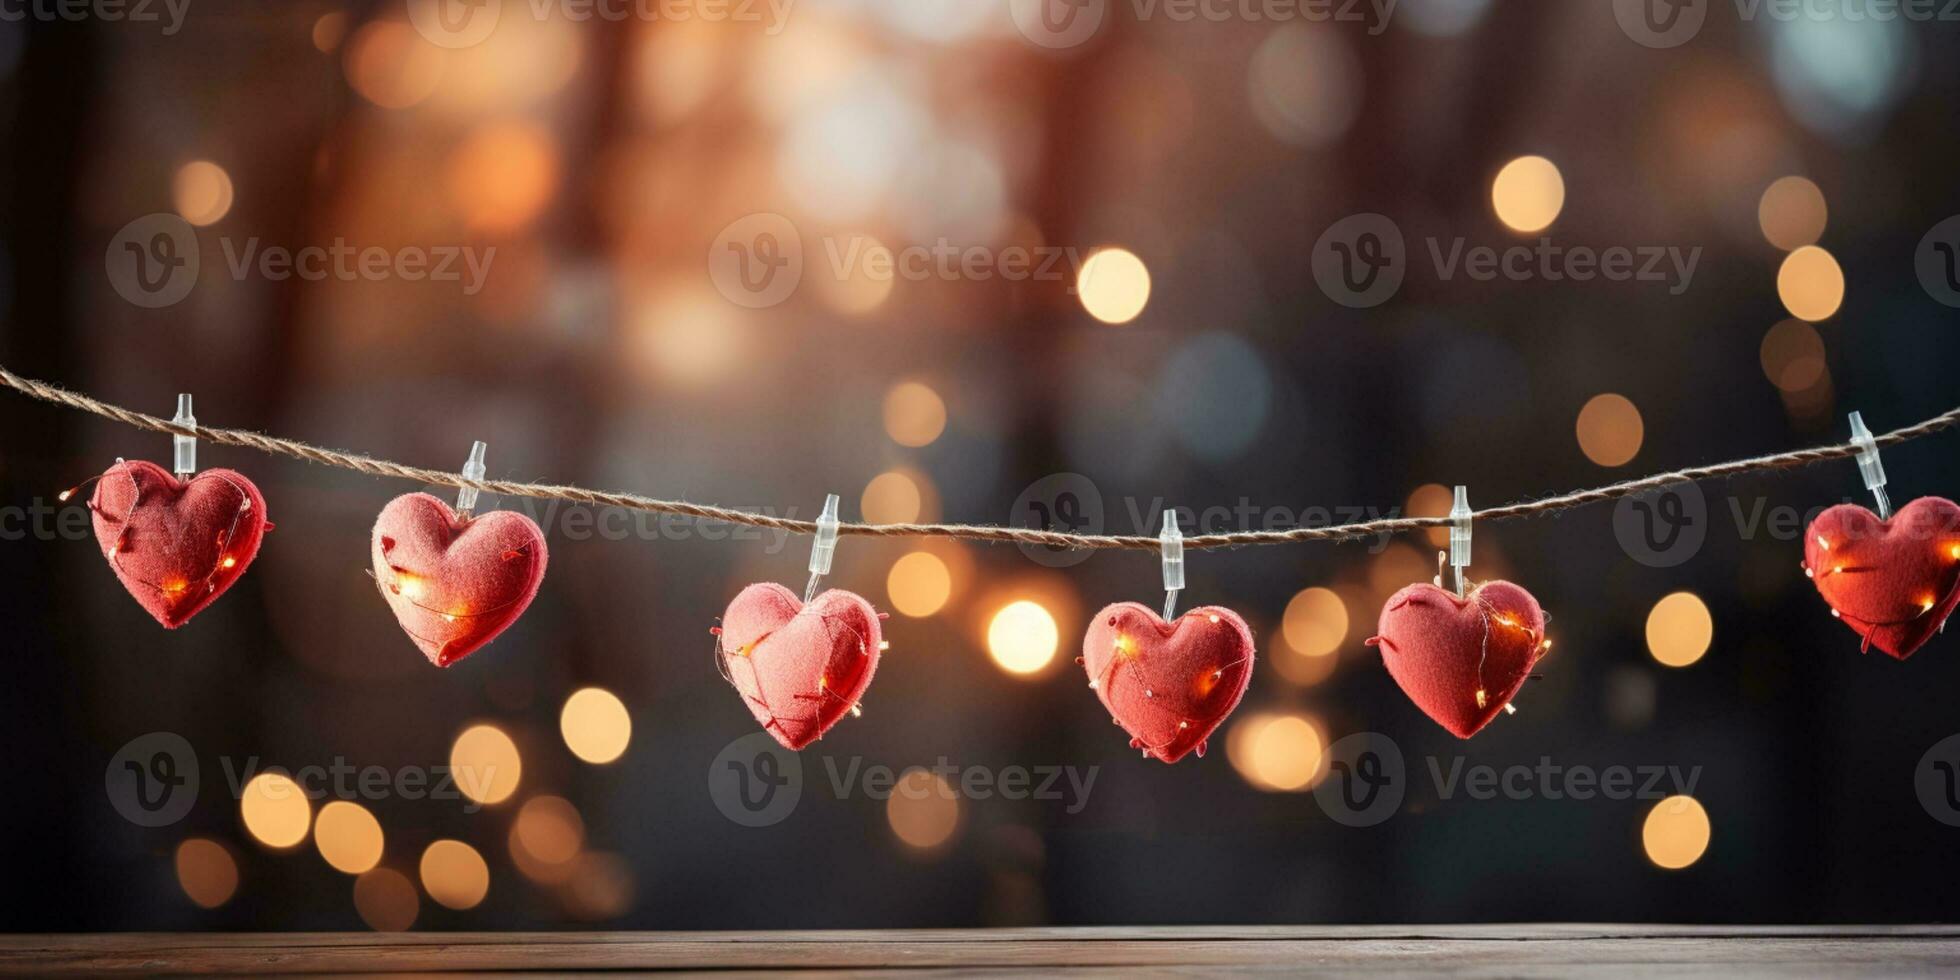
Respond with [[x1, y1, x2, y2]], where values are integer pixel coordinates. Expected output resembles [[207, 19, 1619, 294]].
[[805, 494, 840, 602], [456, 440, 488, 517], [1848, 411, 1891, 520], [1448, 485, 1472, 597], [1160, 508, 1185, 620], [172, 394, 197, 477]]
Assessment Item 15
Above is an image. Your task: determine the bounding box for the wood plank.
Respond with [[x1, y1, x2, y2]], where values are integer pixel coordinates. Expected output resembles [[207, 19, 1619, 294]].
[[4, 927, 1959, 976]]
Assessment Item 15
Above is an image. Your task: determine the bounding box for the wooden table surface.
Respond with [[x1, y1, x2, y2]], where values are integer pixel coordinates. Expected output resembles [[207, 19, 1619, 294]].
[[5, 926, 1959, 976]]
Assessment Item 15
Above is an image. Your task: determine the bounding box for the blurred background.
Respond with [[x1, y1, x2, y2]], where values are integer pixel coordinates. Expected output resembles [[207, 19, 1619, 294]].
[[3, 0, 1960, 931]]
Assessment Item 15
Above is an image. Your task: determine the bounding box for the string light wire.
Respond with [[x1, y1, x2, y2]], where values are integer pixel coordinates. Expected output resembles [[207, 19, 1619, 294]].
[[4, 365, 1958, 551]]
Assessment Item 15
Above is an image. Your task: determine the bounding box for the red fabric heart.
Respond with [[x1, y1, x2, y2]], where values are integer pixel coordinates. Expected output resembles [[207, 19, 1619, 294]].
[[370, 493, 548, 668], [1367, 581, 1547, 739], [88, 459, 268, 628], [1802, 496, 1960, 659], [1080, 602, 1255, 763], [716, 583, 882, 750]]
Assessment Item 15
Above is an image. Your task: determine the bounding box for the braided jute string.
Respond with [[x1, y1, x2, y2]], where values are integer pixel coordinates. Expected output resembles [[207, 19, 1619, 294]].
[[4, 365, 1956, 552]]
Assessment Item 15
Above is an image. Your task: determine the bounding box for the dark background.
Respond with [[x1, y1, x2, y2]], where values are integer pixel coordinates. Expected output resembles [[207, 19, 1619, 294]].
[[2, 0, 1959, 930]]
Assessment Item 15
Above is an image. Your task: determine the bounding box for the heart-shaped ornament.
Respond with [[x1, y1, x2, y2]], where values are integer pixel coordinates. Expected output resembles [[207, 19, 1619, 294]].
[[715, 583, 882, 750], [370, 492, 547, 667], [1368, 581, 1547, 739], [88, 459, 269, 628], [1080, 602, 1255, 763], [1802, 496, 1960, 659]]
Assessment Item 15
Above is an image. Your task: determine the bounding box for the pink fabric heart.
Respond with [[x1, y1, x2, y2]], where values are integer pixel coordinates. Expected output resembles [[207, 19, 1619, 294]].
[[88, 459, 268, 628], [1080, 602, 1255, 763], [370, 492, 547, 667], [716, 583, 882, 750]]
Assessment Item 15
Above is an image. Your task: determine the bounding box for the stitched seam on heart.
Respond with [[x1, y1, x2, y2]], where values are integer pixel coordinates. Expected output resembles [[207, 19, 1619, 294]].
[[1834, 565, 1960, 629], [1470, 587, 1541, 712], [720, 604, 874, 746], [722, 625, 818, 741], [377, 564, 538, 620]]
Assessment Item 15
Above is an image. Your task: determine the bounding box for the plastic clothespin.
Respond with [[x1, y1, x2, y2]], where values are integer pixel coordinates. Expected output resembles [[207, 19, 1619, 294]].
[[1160, 509, 1185, 620], [172, 394, 197, 477], [805, 494, 840, 602], [1448, 485, 1472, 597], [456, 441, 488, 518], [1848, 411, 1891, 520]]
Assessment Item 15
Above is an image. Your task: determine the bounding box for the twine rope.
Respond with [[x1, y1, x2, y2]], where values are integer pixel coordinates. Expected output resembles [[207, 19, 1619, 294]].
[[4, 365, 1955, 552]]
